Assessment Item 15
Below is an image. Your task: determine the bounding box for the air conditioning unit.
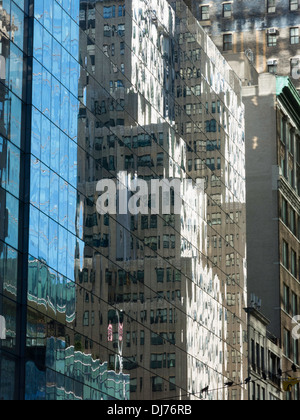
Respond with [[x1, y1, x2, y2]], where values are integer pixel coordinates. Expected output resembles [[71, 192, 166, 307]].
[[268, 28, 277, 34]]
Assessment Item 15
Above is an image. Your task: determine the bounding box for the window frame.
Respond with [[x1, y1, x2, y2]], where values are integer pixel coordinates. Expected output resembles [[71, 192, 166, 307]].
[[200, 5, 210, 21], [223, 2, 233, 18], [223, 33, 233, 51], [290, 27, 300, 45], [267, 0, 276, 13], [290, 0, 299, 11], [267, 32, 278, 47]]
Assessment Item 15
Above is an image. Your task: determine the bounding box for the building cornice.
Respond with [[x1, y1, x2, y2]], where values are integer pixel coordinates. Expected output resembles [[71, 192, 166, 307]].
[[276, 77, 300, 129], [245, 307, 270, 327]]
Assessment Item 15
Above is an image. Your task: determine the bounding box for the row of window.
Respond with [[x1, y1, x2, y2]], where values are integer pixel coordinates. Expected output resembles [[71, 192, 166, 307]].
[[94, 132, 165, 150], [200, 0, 299, 21], [107, 331, 177, 348], [106, 268, 171, 286], [220, 27, 300, 55], [129, 376, 176, 393], [267, 28, 300, 47], [150, 353, 176, 369], [191, 157, 222, 172], [200, 3, 233, 21], [103, 5, 125, 19], [267, 0, 299, 13]]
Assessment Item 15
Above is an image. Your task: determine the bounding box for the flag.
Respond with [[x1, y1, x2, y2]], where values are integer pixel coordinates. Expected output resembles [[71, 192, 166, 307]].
[[283, 377, 300, 392], [108, 323, 113, 342], [118, 323, 123, 342]]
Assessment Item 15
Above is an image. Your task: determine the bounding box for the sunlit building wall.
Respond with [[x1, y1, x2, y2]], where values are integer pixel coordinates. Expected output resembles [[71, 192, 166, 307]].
[[77, 0, 247, 400], [185, 0, 300, 89]]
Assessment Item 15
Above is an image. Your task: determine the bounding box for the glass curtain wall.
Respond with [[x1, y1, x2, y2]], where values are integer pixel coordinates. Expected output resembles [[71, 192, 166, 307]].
[[0, 0, 26, 401], [0, 0, 247, 401]]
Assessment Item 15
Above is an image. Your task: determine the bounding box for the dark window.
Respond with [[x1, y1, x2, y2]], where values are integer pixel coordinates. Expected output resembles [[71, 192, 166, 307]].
[[223, 34, 233, 51]]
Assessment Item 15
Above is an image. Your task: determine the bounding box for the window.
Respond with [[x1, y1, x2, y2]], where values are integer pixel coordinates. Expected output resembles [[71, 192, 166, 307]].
[[223, 34, 233, 51], [150, 215, 158, 228], [206, 119, 217, 132], [291, 249, 297, 277], [200, 5, 210, 20], [118, 24, 125, 37], [118, 5, 125, 16], [83, 311, 89, 326], [223, 3, 232, 18], [290, 0, 299, 11], [289, 129, 295, 154], [268, 61, 278, 74], [195, 158, 204, 171], [206, 158, 215, 170], [212, 213, 222, 225], [256, 343, 261, 370], [103, 6, 116, 19], [261, 347, 265, 372], [156, 268, 164, 283], [267, 32, 277, 47], [152, 377, 163, 392], [283, 241, 289, 269], [169, 377, 176, 391], [251, 339, 255, 369], [185, 104, 192, 115], [141, 215, 149, 230], [290, 208, 296, 235], [104, 24, 112, 37], [291, 27, 300, 44], [293, 338, 299, 365], [267, 0, 276, 13], [292, 293, 298, 317], [168, 353, 176, 368], [163, 235, 170, 249], [186, 122, 192, 134], [282, 197, 288, 224], [284, 284, 290, 313], [284, 329, 291, 358]]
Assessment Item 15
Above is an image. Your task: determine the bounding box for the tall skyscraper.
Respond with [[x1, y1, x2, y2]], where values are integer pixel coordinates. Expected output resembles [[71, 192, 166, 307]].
[[0, 0, 248, 400], [0, 0, 129, 400], [185, 0, 300, 89]]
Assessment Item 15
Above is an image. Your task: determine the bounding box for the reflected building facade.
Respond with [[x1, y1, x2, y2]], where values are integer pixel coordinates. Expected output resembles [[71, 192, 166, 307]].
[[185, 0, 300, 89], [0, 0, 247, 400]]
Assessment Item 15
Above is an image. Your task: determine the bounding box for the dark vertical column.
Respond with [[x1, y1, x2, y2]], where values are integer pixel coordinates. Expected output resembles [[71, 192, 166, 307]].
[[16, 0, 34, 400]]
